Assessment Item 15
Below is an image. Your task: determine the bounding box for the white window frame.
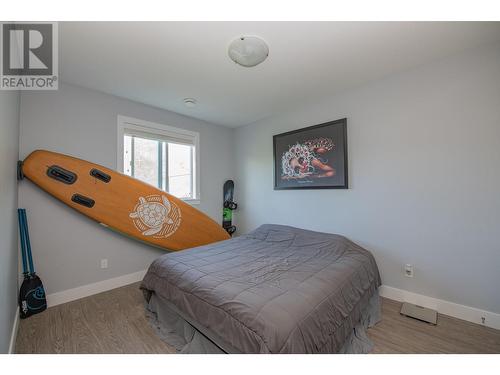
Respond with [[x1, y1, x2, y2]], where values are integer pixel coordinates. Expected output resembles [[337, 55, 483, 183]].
[[117, 115, 200, 204]]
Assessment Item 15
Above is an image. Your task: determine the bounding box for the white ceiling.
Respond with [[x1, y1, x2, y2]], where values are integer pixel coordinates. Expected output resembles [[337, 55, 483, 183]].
[[60, 22, 500, 127]]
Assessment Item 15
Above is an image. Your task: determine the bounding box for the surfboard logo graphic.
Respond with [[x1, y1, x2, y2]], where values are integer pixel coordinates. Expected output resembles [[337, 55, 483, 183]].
[[129, 195, 181, 238]]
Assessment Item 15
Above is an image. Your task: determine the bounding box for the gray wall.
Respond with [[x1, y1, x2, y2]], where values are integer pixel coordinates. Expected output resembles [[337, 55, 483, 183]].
[[19, 82, 233, 294], [0, 91, 20, 353], [234, 43, 500, 313]]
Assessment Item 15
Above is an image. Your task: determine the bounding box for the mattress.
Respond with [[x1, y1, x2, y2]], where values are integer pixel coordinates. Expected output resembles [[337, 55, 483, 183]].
[[141, 224, 381, 353]]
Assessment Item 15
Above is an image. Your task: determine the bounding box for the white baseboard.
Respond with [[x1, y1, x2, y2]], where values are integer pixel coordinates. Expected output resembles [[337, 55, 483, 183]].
[[379, 285, 500, 330], [43, 272, 499, 331], [46, 269, 147, 307], [8, 307, 19, 354]]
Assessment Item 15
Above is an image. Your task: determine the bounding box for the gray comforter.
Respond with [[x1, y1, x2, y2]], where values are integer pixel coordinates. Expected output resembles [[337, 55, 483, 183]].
[[141, 224, 381, 353]]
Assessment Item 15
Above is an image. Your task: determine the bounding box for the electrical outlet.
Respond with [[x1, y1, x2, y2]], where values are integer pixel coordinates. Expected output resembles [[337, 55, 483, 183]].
[[404, 264, 414, 278], [100, 258, 108, 269]]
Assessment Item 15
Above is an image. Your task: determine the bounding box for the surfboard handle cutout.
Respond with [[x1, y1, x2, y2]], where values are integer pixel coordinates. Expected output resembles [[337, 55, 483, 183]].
[[71, 194, 95, 208], [47, 165, 77, 185], [90, 168, 111, 183]]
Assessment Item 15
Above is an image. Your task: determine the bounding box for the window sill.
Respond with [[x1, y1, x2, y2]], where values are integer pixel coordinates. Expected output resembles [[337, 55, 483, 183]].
[[182, 198, 200, 205]]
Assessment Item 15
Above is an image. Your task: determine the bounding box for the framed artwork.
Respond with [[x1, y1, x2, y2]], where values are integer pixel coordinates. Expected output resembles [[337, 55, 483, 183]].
[[273, 118, 348, 190]]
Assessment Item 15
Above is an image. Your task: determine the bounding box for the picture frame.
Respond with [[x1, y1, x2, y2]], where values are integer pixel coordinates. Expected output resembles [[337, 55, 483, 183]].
[[273, 118, 348, 190]]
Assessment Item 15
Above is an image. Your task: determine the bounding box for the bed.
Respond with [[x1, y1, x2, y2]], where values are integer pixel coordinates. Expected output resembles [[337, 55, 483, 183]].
[[141, 224, 381, 353]]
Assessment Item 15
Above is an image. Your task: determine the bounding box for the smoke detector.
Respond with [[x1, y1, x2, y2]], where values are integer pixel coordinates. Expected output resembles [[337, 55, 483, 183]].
[[183, 98, 197, 108], [228, 36, 269, 67]]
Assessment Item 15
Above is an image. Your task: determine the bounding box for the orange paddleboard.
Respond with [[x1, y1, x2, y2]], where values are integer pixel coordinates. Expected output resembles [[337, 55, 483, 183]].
[[21, 150, 230, 251]]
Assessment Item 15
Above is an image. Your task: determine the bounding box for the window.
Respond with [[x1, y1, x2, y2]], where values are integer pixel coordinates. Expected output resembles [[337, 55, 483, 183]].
[[118, 116, 200, 202]]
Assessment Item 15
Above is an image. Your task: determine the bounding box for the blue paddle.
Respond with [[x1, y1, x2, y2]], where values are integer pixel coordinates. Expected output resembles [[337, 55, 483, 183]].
[[21, 209, 35, 274], [17, 209, 47, 319], [17, 209, 29, 277]]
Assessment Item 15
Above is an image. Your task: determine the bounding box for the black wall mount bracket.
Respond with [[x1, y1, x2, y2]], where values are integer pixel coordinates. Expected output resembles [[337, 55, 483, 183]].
[[17, 160, 24, 181]]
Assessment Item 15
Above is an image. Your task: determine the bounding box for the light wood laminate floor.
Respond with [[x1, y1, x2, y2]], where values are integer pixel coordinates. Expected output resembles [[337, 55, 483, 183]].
[[15, 283, 500, 354]]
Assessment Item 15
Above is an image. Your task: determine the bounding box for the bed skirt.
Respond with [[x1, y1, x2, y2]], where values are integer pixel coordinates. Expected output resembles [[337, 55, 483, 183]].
[[144, 289, 381, 354]]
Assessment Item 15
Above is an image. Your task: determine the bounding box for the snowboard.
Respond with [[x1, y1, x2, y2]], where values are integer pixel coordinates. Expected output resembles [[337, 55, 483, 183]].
[[223, 180, 237, 235]]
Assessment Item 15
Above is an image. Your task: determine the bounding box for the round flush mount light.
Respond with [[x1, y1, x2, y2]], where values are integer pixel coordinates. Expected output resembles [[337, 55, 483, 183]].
[[228, 36, 269, 67], [183, 98, 197, 108]]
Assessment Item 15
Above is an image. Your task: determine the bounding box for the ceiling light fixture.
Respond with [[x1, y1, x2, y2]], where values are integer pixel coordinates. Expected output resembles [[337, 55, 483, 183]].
[[183, 98, 197, 108], [228, 36, 269, 67]]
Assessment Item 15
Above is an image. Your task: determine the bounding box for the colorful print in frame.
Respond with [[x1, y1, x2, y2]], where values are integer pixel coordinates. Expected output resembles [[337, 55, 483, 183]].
[[273, 118, 348, 190]]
